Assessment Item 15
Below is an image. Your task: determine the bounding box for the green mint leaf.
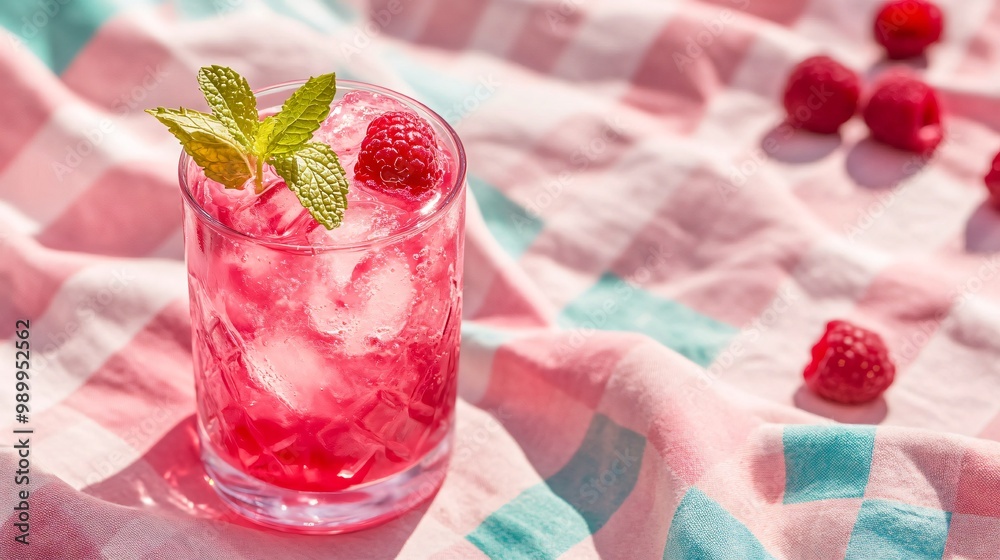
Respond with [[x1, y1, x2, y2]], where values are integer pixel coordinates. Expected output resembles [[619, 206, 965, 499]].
[[271, 142, 348, 229], [148, 66, 352, 230], [261, 73, 336, 156], [197, 65, 259, 151], [254, 115, 277, 157], [145, 107, 252, 189]]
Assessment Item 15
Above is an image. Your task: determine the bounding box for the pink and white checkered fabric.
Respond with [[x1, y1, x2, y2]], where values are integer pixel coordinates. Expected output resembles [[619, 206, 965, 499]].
[[2, 0, 1000, 558]]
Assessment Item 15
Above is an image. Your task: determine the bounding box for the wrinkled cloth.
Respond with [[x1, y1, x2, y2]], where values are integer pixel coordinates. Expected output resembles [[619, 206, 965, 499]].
[[3, 0, 1000, 558]]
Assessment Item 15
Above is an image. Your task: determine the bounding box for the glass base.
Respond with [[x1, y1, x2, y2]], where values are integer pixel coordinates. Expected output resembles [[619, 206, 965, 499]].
[[199, 423, 452, 534]]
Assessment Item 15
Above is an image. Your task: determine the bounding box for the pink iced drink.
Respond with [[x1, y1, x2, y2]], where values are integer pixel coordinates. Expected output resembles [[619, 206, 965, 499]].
[[183, 91, 465, 492]]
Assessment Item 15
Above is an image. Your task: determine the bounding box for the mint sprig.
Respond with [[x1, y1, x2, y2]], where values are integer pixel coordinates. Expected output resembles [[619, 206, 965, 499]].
[[273, 143, 349, 229], [261, 72, 337, 155], [197, 65, 259, 150], [146, 66, 348, 230], [145, 107, 254, 187]]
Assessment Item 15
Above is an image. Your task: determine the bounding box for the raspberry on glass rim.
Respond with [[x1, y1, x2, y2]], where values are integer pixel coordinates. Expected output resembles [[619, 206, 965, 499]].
[[356, 111, 444, 199]]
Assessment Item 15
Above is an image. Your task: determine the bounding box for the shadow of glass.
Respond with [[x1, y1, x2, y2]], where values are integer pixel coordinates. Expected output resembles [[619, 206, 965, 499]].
[[82, 415, 231, 520], [965, 201, 1000, 254], [760, 121, 842, 164], [81, 415, 429, 554], [793, 385, 889, 424], [845, 137, 929, 190]]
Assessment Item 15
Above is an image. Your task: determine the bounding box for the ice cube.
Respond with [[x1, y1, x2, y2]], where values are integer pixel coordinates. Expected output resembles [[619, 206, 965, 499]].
[[213, 242, 295, 328], [219, 406, 264, 458], [315, 419, 380, 480], [307, 200, 404, 247], [306, 248, 415, 355], [190, 167, 318, 241], [357, 389, 407, 436], [236, 173, 319, 240], [242, 333, 332, 413], [314, 90, 408, 169]]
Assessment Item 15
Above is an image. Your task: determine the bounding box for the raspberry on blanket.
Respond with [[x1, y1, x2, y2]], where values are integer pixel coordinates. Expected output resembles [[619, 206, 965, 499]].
[[984, 151, 1000, 210], [782, 55, 861, 134], [874, 0, 944, 59], [862, 71, 943, 154], [803, 320, 896, 404]]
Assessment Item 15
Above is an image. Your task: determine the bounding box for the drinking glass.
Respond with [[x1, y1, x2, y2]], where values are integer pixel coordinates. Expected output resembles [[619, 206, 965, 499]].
[[179, 80, 466, 533]]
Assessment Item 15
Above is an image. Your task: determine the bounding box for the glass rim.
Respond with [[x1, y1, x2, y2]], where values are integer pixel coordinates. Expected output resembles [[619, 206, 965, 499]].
[[178, 78, 467, 253]]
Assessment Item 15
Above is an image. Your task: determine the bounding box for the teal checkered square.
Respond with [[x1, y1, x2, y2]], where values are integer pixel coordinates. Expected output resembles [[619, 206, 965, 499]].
[[664, 488, 774, 560], [469, 176, 543, 258], [846, 499, 951, 559], [561, 273, 737, 367], [467, 414, 645, 559], [783, 425, 876, 504]]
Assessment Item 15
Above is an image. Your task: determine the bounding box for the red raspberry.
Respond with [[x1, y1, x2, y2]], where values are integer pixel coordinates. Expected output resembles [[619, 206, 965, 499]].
[[874, 0, 944, 59], [355, 111, 442, 198], [984, 151, 1000, 210], [862, 71, 943, 153], [803, 320, 896, 404], [782, 55, 861, 134]]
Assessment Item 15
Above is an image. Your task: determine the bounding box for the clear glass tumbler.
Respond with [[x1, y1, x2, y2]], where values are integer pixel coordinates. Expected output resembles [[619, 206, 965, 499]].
[[179, 80, 466, 533]]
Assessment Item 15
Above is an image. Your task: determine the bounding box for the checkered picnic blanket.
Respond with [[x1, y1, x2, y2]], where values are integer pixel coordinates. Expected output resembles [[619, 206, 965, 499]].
[[3, 0, 1000, 558]]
